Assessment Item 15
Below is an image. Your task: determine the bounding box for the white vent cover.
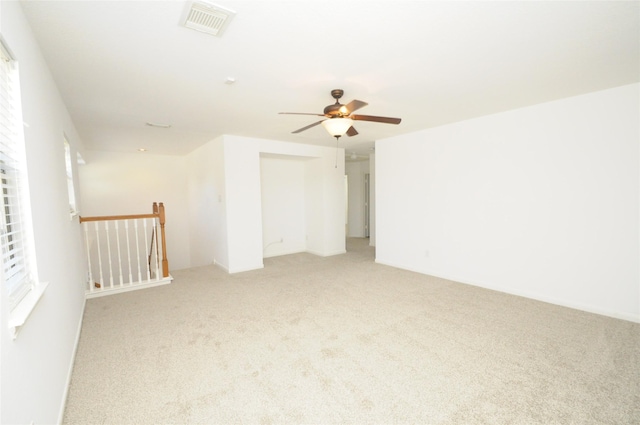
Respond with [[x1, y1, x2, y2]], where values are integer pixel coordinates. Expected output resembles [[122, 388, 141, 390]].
[[183, 1, 236, 37]]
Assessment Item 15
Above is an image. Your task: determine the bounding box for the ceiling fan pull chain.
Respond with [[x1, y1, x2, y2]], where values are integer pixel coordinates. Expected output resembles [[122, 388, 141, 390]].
[[334, 136, 340, 169]]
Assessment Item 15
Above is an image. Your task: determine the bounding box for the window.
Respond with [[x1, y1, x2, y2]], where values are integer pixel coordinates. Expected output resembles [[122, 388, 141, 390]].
[[1, 153, 31, 310], [1, 36, 44, 337], [64, 136, 78, 217]]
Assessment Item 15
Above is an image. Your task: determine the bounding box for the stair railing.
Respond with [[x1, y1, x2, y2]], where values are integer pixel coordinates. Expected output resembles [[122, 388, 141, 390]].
[[79, 202, 171, 298]]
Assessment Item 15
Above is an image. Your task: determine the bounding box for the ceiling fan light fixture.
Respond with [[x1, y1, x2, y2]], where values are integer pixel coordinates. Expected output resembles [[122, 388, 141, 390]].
[[322, 117, 353, 137]]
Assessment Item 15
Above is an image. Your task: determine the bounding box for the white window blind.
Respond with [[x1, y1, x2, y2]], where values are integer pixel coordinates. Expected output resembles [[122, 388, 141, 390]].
[[0, 38, 34, 311], [63, 136, 78, 216]]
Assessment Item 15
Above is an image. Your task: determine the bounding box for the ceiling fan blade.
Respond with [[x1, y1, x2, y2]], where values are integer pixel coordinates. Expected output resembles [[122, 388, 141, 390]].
[[351, 114, 401, 125], [346, 126, 358, 137], [279, 112, 326, 116], [292, 120, 324, 134], [342, 99, 368, 114]]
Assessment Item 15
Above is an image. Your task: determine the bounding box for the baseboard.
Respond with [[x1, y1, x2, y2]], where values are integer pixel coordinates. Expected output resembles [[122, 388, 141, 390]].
[[263, 247, 306, 258], [228, 263, 264, 274], [214, 261, 230, 273], [215, 260, 264, 274], [374, 258, 640, 324], [306, 249, 347, 257], [57, 295, 86, 425]]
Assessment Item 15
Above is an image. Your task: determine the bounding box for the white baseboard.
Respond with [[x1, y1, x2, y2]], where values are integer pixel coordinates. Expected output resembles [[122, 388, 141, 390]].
[[57, 295, 86, 425], [215, 260, 264, 274], [213, 261, 229, 273], [263, 247, 306, 258], [374, 258, 640, 324], [228, 264, 264, 274], [306, 249, 347, 257]]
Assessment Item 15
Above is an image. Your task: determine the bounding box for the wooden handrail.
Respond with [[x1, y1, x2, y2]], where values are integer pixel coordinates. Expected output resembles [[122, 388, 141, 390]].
[[79, 213, 159, 223], [79, 202, 169, 278]]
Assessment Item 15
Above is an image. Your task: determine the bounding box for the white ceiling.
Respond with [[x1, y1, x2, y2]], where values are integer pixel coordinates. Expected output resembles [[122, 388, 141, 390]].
[[19, 0, 640, 157]]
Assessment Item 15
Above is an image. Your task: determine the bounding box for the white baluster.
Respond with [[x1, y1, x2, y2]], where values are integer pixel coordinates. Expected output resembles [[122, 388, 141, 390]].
[[143, 218, 151, 281], [124, 220, 133, 285], [114, 220, 123, 287], [95, 221, 104, 291], [105, 221, 114, 288], [83, 222, 94, 293], [134, 219, 142, 283], [154, 218, 160, 281]]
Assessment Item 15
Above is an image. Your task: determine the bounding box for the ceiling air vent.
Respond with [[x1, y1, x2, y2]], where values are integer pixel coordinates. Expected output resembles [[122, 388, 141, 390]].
[[183, 1, 236, 37]]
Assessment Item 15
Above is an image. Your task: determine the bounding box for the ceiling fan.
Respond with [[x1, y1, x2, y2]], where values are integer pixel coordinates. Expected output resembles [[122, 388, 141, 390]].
[[279, 89, 401, 140]]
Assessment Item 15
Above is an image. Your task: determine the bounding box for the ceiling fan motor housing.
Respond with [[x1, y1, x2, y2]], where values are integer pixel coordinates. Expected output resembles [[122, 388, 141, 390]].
[[324, 89, 347, 117], [323, 103, 344, 117]]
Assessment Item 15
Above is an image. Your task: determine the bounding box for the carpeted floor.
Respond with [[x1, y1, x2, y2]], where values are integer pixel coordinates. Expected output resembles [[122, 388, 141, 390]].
[[63, 238, 640, 424]]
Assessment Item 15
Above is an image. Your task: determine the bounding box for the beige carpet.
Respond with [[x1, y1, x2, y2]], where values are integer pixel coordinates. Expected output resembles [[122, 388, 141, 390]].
[[63, 238, 640, 424]]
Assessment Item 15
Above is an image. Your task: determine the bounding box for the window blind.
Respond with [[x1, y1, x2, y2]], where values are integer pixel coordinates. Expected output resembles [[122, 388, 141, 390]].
[[64, 137, 78, 215], [0, 38, 34, 311]]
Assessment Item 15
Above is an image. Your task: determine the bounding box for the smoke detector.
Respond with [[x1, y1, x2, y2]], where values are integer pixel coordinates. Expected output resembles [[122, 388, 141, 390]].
[[183, 1, 236, 37]]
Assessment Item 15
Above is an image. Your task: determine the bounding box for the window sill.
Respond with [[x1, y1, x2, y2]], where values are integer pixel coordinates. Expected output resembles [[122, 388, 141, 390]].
[[8, 281, 49, 340]]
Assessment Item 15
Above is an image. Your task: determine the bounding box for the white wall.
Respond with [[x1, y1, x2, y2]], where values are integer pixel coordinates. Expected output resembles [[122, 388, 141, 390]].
[[300, 147, 346, 258], [0, 2, 87, 423], [185, 135, 346, 273], [78, 150, 191, 271], [223, 138, 265, 273], [226, 136, 346, 270], [260, 155, 307, 258], [345, 160, 370, 238], [304, 157, 325, 256], [369, 153, 376, 246], [185, 137, 227, 269], [376, 83, 640, 322]]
